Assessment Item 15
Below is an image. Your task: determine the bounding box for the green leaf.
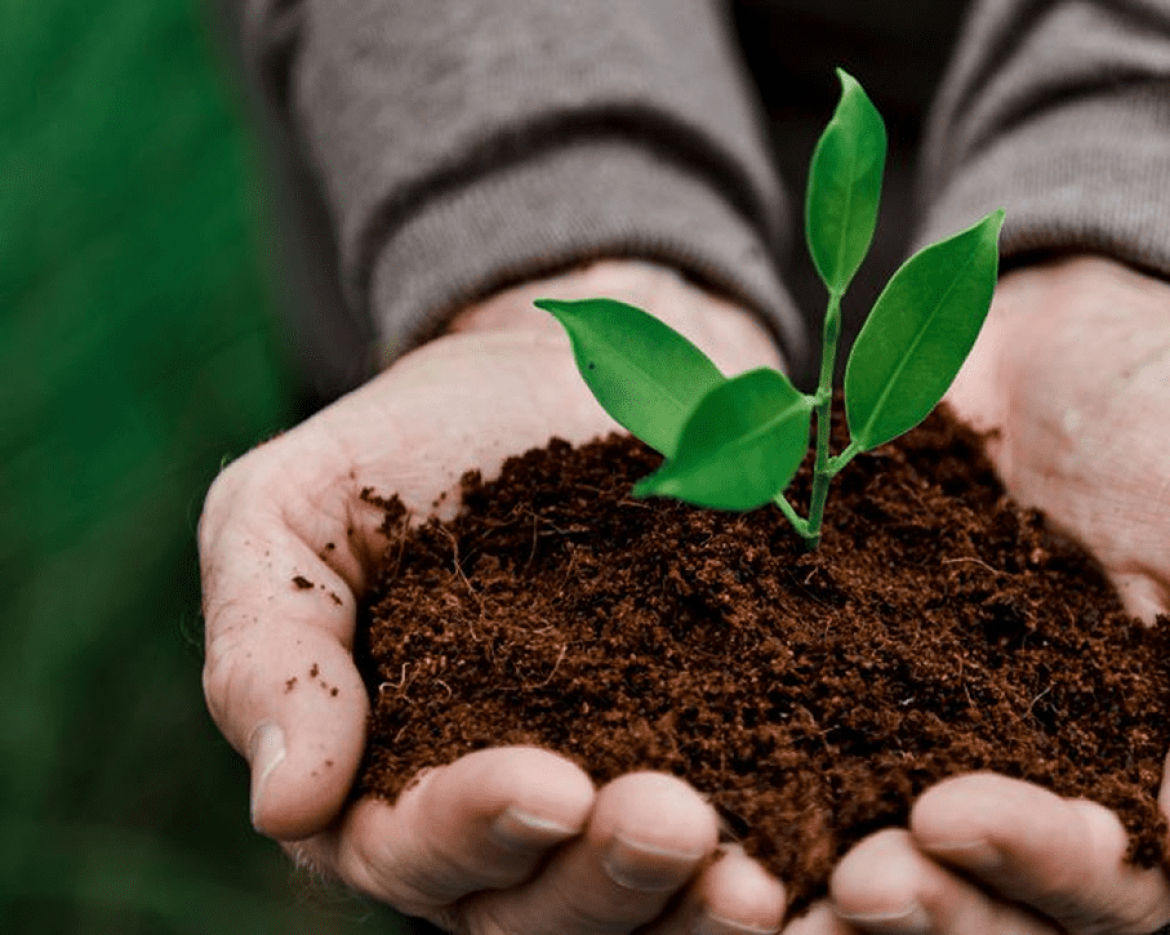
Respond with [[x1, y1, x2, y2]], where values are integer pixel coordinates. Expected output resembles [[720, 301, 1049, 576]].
[[535, 297, 725, 457], [845, 208, 1006, 452], [805, 69, 887, 294], [634, 368, 812, 511]]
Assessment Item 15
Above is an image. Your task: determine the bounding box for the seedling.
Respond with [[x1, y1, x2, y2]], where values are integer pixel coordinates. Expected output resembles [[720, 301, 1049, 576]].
[[537, 70, 1004, 550]]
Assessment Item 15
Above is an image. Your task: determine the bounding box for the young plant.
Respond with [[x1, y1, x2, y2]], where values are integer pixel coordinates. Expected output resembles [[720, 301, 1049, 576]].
[[537, 70, 1004, 550]]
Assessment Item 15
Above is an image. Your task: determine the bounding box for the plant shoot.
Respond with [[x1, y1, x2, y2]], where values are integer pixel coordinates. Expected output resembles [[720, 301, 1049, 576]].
[[537, 69, 1004, 549]]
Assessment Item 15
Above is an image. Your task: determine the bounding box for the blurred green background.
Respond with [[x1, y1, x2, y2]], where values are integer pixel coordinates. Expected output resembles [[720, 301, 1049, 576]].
[[0, 1, 406, 930]]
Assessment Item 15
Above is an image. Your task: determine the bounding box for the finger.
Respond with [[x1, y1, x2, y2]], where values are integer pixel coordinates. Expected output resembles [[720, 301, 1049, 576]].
[[302, 747, 593, 922], [200, 450, 373, 840], [831, 828, 1056, 934], [652, 844, 787, 935], [1161, 748, 1170, 821], [781, 902, 851, 935], [910, 773, 1170, 934], [201, 558, 367, 840], [1109, 570, 1169, 625], [466, 771, 720, 935]]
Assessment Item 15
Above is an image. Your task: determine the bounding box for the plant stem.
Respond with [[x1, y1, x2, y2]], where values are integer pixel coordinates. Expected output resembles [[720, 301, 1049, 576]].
[[802, 290, 844, 550], [827, 440, 862, 475], [773, 491, 812, 541], [774, 290, 858, 550]]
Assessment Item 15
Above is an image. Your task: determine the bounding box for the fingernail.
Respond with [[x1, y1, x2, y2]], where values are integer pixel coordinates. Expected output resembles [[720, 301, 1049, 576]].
[[489, 806, 580, 851], [923, 836, 1002, 872], [839, 902, 932, 934], [603, 833, 705, 893], [693, 911, 780, 935], [249, 722, 286, 826]]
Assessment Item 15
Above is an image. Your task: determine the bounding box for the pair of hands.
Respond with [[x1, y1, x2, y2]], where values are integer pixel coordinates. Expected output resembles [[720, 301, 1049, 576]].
[[200, 257, 1170, 934]]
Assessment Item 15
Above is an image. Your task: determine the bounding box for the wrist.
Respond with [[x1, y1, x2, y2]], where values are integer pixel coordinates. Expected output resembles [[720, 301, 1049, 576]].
[[447, 259, 786, 376]]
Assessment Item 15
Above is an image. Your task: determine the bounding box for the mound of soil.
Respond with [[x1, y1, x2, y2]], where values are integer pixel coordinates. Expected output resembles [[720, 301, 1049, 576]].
[[352, 407, 1170, 915]]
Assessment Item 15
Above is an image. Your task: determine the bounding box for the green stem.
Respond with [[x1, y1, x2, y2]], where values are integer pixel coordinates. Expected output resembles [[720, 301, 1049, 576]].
[[772, 491, 813, 545], [803, 290, 844, 550], [827, 440, 862, 476]]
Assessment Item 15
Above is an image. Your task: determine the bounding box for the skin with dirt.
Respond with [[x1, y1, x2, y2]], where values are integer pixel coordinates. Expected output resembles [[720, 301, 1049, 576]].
[[354, 407, 1170, 914]]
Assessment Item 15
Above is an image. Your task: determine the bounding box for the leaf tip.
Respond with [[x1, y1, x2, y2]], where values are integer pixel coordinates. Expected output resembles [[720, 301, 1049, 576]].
[[970, 207, 1007, 242], [835, 67, 859, 92]]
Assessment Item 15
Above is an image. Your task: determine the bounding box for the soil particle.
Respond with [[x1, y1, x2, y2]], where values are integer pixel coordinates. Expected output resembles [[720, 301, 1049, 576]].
[[292, 575, 314, 590], [354, 408, 1170, 916]]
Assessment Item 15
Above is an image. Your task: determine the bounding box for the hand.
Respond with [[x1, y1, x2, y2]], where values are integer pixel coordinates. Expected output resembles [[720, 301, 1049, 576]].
[[198, 259, 791, 934], [824, 770, 1170, 934], [945, 255, 1170, 623], [815, 256, 1170, 934]]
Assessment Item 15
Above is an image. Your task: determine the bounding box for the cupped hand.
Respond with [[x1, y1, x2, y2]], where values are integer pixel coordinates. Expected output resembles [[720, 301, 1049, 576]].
[[946, 255, 1170, 623], [818, 256, 1170, 935], [198, 259, 791, 933], [824, 770, 1170, 934]]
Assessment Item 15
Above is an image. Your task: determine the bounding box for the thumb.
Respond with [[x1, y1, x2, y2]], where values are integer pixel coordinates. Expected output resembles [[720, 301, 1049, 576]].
[[200, 461, 370, 841], [205, 618, 368, 840]]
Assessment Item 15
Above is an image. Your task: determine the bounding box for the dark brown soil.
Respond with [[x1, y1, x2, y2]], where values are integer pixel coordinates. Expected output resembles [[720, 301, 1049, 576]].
[[353, 407, 1170, 915]]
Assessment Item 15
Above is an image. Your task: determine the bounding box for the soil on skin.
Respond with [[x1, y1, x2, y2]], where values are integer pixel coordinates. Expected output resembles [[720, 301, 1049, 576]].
[[353, 407, 1170, 915]]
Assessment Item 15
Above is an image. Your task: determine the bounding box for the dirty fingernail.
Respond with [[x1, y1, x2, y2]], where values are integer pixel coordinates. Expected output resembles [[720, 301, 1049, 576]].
[[603, 833, 705, 892], [839, 901, 932, 934], [249, 722, 286, 826], [489, 805, 580, 851]]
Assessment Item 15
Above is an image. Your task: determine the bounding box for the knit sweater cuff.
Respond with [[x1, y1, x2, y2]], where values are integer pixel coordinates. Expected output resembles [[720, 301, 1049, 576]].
[[915, 84, 1170, 279], [369, 139, 807, 366]]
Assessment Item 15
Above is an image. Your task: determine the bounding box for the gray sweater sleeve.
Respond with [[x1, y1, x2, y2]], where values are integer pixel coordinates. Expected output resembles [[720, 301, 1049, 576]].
[[232, 0, 805, 367], [916, 0, 1170, 278]]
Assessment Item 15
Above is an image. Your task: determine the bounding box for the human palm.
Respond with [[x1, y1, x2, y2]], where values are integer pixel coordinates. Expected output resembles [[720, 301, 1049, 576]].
[[199, 261, 794, 934], [949, 255, 1170, 623], [824, 256, 1170, 935], [201, 255, 1170, 933]]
